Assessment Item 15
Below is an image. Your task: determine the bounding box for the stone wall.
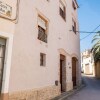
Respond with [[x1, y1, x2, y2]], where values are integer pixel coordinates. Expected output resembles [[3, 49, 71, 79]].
[[66, 82, 73, 91], [95, 61, 100, 78], [9, 85, 60, 100]]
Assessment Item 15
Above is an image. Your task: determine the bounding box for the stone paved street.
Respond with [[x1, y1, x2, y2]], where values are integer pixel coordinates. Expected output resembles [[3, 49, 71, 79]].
[[63, 75, 100, 100]]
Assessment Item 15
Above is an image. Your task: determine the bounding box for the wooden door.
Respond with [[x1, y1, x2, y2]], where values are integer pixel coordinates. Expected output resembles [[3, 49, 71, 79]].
[[72, 58, 77, 87], [60, 55, 66, 92], [60, 59, 63, 92], [85, 64, 90, 74]]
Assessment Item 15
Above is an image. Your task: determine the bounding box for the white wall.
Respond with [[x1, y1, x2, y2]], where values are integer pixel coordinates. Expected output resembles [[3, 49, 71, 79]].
[[81, 51, 93, 74], [8, 0, 80, 92], [0, 0, 16, 93]]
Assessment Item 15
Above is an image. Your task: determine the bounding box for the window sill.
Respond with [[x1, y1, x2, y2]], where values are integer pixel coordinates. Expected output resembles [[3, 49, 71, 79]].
[[40, 65, 46, 67], [38, 40, 48, 48]]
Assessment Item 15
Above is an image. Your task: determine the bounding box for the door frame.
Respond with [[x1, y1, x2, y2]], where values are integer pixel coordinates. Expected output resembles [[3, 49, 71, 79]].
[[0, 31, 13, 94], [60, 54, 66, 92]]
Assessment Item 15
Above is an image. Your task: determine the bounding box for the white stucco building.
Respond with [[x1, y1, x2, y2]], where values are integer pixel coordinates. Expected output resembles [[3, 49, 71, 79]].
[[81, 50, 94, 75], [0, 0, 81, 100]]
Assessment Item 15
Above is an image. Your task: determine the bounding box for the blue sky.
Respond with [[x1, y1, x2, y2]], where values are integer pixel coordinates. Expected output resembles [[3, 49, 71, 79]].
[[77, 0, 100, 52]]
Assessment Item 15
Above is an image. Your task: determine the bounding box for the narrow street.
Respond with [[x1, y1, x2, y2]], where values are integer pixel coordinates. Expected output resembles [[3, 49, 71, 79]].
[[63, 75, 100, 100]]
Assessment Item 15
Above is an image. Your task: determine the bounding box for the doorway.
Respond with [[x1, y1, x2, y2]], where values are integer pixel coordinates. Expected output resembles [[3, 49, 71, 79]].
[[60, 54, 66, 92], [0, 38, 6, 95], [72, 57, 77, 87], [85, 64, 90, 74]]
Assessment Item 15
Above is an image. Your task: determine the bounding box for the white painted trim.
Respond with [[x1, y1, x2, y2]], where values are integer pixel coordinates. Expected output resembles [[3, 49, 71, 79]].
[[0, 31, 13, 93]]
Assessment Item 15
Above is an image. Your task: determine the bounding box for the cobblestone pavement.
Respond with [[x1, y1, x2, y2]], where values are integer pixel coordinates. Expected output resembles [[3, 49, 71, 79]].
[[63, 75, 100, 100]]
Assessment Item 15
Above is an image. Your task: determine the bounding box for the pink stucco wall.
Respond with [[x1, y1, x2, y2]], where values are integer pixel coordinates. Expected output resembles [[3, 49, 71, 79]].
[[0, 0, 81, 93]]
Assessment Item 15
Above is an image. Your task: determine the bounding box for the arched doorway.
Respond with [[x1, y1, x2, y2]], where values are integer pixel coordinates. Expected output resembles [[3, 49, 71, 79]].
[[72, 57, 77, 87]]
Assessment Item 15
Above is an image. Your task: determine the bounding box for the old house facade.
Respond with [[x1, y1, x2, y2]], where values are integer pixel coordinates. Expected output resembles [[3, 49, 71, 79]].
[[81, 50, 94, 75], [0, 0, 81, 100]]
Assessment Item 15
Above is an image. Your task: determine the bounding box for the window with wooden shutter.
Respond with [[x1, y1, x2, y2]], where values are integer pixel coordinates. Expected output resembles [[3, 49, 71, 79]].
[[72, 1, 77, 10], [38, 16, 47, 43], [59, 1, 66, 20], [72, 19, 76, 34]]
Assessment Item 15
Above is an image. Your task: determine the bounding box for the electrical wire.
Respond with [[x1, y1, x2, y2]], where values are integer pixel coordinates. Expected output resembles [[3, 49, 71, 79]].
[[75, 31, 100, 33], [80, 24, 100, 41], [70, 30, 100, 33]]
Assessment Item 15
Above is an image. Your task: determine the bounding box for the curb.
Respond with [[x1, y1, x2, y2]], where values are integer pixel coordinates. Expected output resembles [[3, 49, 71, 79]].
[[51, 84, 86, 100]]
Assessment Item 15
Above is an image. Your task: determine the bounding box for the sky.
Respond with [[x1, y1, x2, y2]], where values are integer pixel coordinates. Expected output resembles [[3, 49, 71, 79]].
[[77, 0, 100, 52]]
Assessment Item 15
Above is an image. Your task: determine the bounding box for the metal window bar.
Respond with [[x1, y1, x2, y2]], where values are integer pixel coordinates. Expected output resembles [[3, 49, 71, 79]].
[[0, 45, 6, 93], [38, 26, 47, 43], [60, 7, 66, 20]]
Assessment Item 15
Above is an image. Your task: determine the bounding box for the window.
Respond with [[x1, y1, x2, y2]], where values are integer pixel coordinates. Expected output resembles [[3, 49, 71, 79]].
[[72, 1, 76, 10], [40, 53, 46, 66], [59, 1, 66, 20], [38, 16, 47, 43], [72, 19, 76, 34]]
